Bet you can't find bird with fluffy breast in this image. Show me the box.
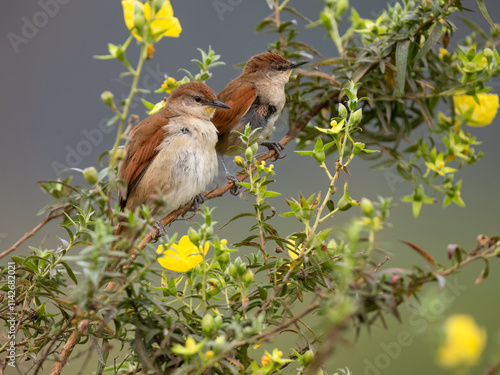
[117,81,231,236]
[211,52,306,191]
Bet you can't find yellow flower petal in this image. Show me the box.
[121,0,181,42]
[121,0,137,31]
[453,93,499,127]
[157,235,208,273]
[437,314,487,368]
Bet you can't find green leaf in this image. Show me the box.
[60,262,78,284]
[476,0,495,29]
[220,212,256,229]
[396,40,410,96]
[415,22,443,61]
[141,98,155,110]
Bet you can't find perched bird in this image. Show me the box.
[117,82,231,234]
[212,52,306,184]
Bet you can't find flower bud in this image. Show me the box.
[338,103,348,119]
[234,156,245,167]
[83,167,98,185]
[218,252,230,266]
[188,227,200,247]
[350,108,362,126]
[335,0,349,18]
[483,48,494,65]
[361,198,374,217]
[245,147,253,161]
[202,314,214,337]
[133,3,146,31]
[113,148,126,163]
[302,350,314,366]
[242,269,254,287]
[228,264,238,279]
[100,91,114,107]
[250,142,259,155]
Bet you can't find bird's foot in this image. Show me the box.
[152,221,167,242]
[226,172,242,196]
[261,141,285,161]
[189,193,206,212]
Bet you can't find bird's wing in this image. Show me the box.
[118,114,171,210]
[212,85,257,135]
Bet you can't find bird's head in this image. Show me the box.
[167,82,231,120]
[242,52,307,84]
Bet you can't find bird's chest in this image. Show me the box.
[149,121,218,201]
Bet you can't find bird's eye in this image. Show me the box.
[194,96,202,103]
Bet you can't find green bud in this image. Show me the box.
[338,103,348,119]
[83,167,98,185]
[228,264,238,279]
[242,270,254,287]
[218,252,230,266]
[100,91,114,106]
[250,142,259,155]
[133,3,146,31]
[320,11,333,31]
[302,350,314,366]
[152,0,163,13]
[207,278,222,289]
[361,198,374,217]
[483,48,494,64]
[352,142,365,155]
[335,0,349,18]
[188,227,200,247]
[245,147,253,161]
[202,314,214,337]
[350,108,362,126]
[113,148,126,163]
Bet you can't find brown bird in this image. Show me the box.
[212,52,306,185]
[117,82,231,234]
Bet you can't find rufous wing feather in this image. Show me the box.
[118,115,170,210]
[212,85,256,135]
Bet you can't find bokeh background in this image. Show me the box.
[1,0,500,374]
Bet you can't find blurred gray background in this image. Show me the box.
[1,0,500,374]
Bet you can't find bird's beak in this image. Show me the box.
[207,100,232,110]
[289,61,307,69]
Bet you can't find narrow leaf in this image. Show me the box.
[396,40,410,96]
[476,0,495,29]
[415,22,443,61]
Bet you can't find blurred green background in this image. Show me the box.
[1,0,499,373]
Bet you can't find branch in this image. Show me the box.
[0,211,65,260]
[50,319,90,375]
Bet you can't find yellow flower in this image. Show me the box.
[205,350,214,359]
[453,93,499,127]
[437,314,486,369]
[122,0,182,42]
[157,235,208,273]
[438,48,449,59]
[161,77,177,93]
[330,120,338,127]
[261,353,271,367]
[234,156,244,167]
[220,239,228,246]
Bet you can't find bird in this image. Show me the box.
[116,81,231,235]
[211,52,306,190]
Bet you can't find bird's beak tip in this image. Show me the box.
[211,100,232,110]
[290,61,308,69]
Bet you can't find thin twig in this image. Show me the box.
[0,211,65,260]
